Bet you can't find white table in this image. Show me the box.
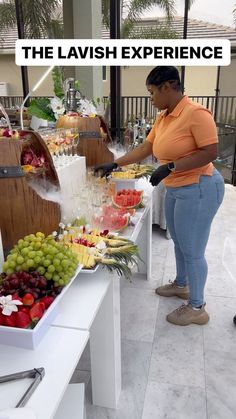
[51,199,152,409]
[0,327,89,419]
[52,268,121,409]
[0,180,152,415]
[121,194,152,280]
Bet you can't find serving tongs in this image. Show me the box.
[0,367,45,407]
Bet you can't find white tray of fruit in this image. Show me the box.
[0,232,82,349]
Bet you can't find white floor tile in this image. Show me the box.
[205,349,236,419]
[149,300,205,389]
[122,274,161,290]
[142,381,207,419]
[203,296,236,353]
[86,339,152,419]
[121,287,159,342]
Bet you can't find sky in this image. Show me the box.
[142,0,236,28]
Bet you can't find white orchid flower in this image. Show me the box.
[49,97,65,115]
[78,99,97,116]
[0,295,23,316]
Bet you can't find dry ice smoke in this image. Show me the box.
[28,178,63,205]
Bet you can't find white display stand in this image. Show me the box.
[52,268,121,409]
[51,200,152,409]
[0,327,89,419]
[54,383,86,419]
[0,162,153,415]
[56,156,86,222]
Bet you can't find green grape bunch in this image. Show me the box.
[2,232,79,288]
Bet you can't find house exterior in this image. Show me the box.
[101,17,236,98]
[0,16,236,98]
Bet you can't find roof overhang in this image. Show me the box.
[0,49,14,55]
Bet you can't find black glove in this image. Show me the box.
[94,162,118,178]
[149,163,172,186]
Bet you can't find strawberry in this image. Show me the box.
[40,296,54,309]
[18,306,30,314]
[4,312,16,327]
[15,311,31,328]
[29,302,45,321]
[22,293,35,306]
[0,311,5,326]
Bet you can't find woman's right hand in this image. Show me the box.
[93,162,118,177]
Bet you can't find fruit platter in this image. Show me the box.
[93,205,135,232]
[91,189,143,232]
[111,164,155,179]
[58,225,140,279]
[112,189,144,209]
[0,231,82,349]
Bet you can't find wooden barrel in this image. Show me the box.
[56,115,114,167]
[0,132,61,254]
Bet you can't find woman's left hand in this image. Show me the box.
[149,164,171,186]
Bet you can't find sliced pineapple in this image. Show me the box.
[111,171,136,179]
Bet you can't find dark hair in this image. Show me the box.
[146,66,181,91]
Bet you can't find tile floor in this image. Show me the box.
[74,184,236,419]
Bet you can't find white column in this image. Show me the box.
[72,0,103,100]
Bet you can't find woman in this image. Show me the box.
[94,66,225,326]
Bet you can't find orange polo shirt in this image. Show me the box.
[146,96,218,187]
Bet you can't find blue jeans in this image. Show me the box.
[165,169,225,307]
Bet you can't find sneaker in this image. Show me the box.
[155,280,189,300]
[166,303,209,326]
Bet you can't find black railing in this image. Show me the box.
[1,95,236,126]
[0,96,53,108]
[215,123,236,186]
[103,95,236,126]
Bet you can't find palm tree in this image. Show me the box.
[0,0,63,39]
[0,0,63,98]
[102,0,177,39]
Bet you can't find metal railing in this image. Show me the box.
[103,95,236,126]
[0,96,52,108]
[215,123,236,185]
[1,95,236,126]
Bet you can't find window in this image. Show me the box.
[102,66,106,81]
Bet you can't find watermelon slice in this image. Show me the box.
[112,189,143,209]
[102,205,135,217]
[93,213,130,232]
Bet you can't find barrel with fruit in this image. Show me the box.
[0,130,60,254]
